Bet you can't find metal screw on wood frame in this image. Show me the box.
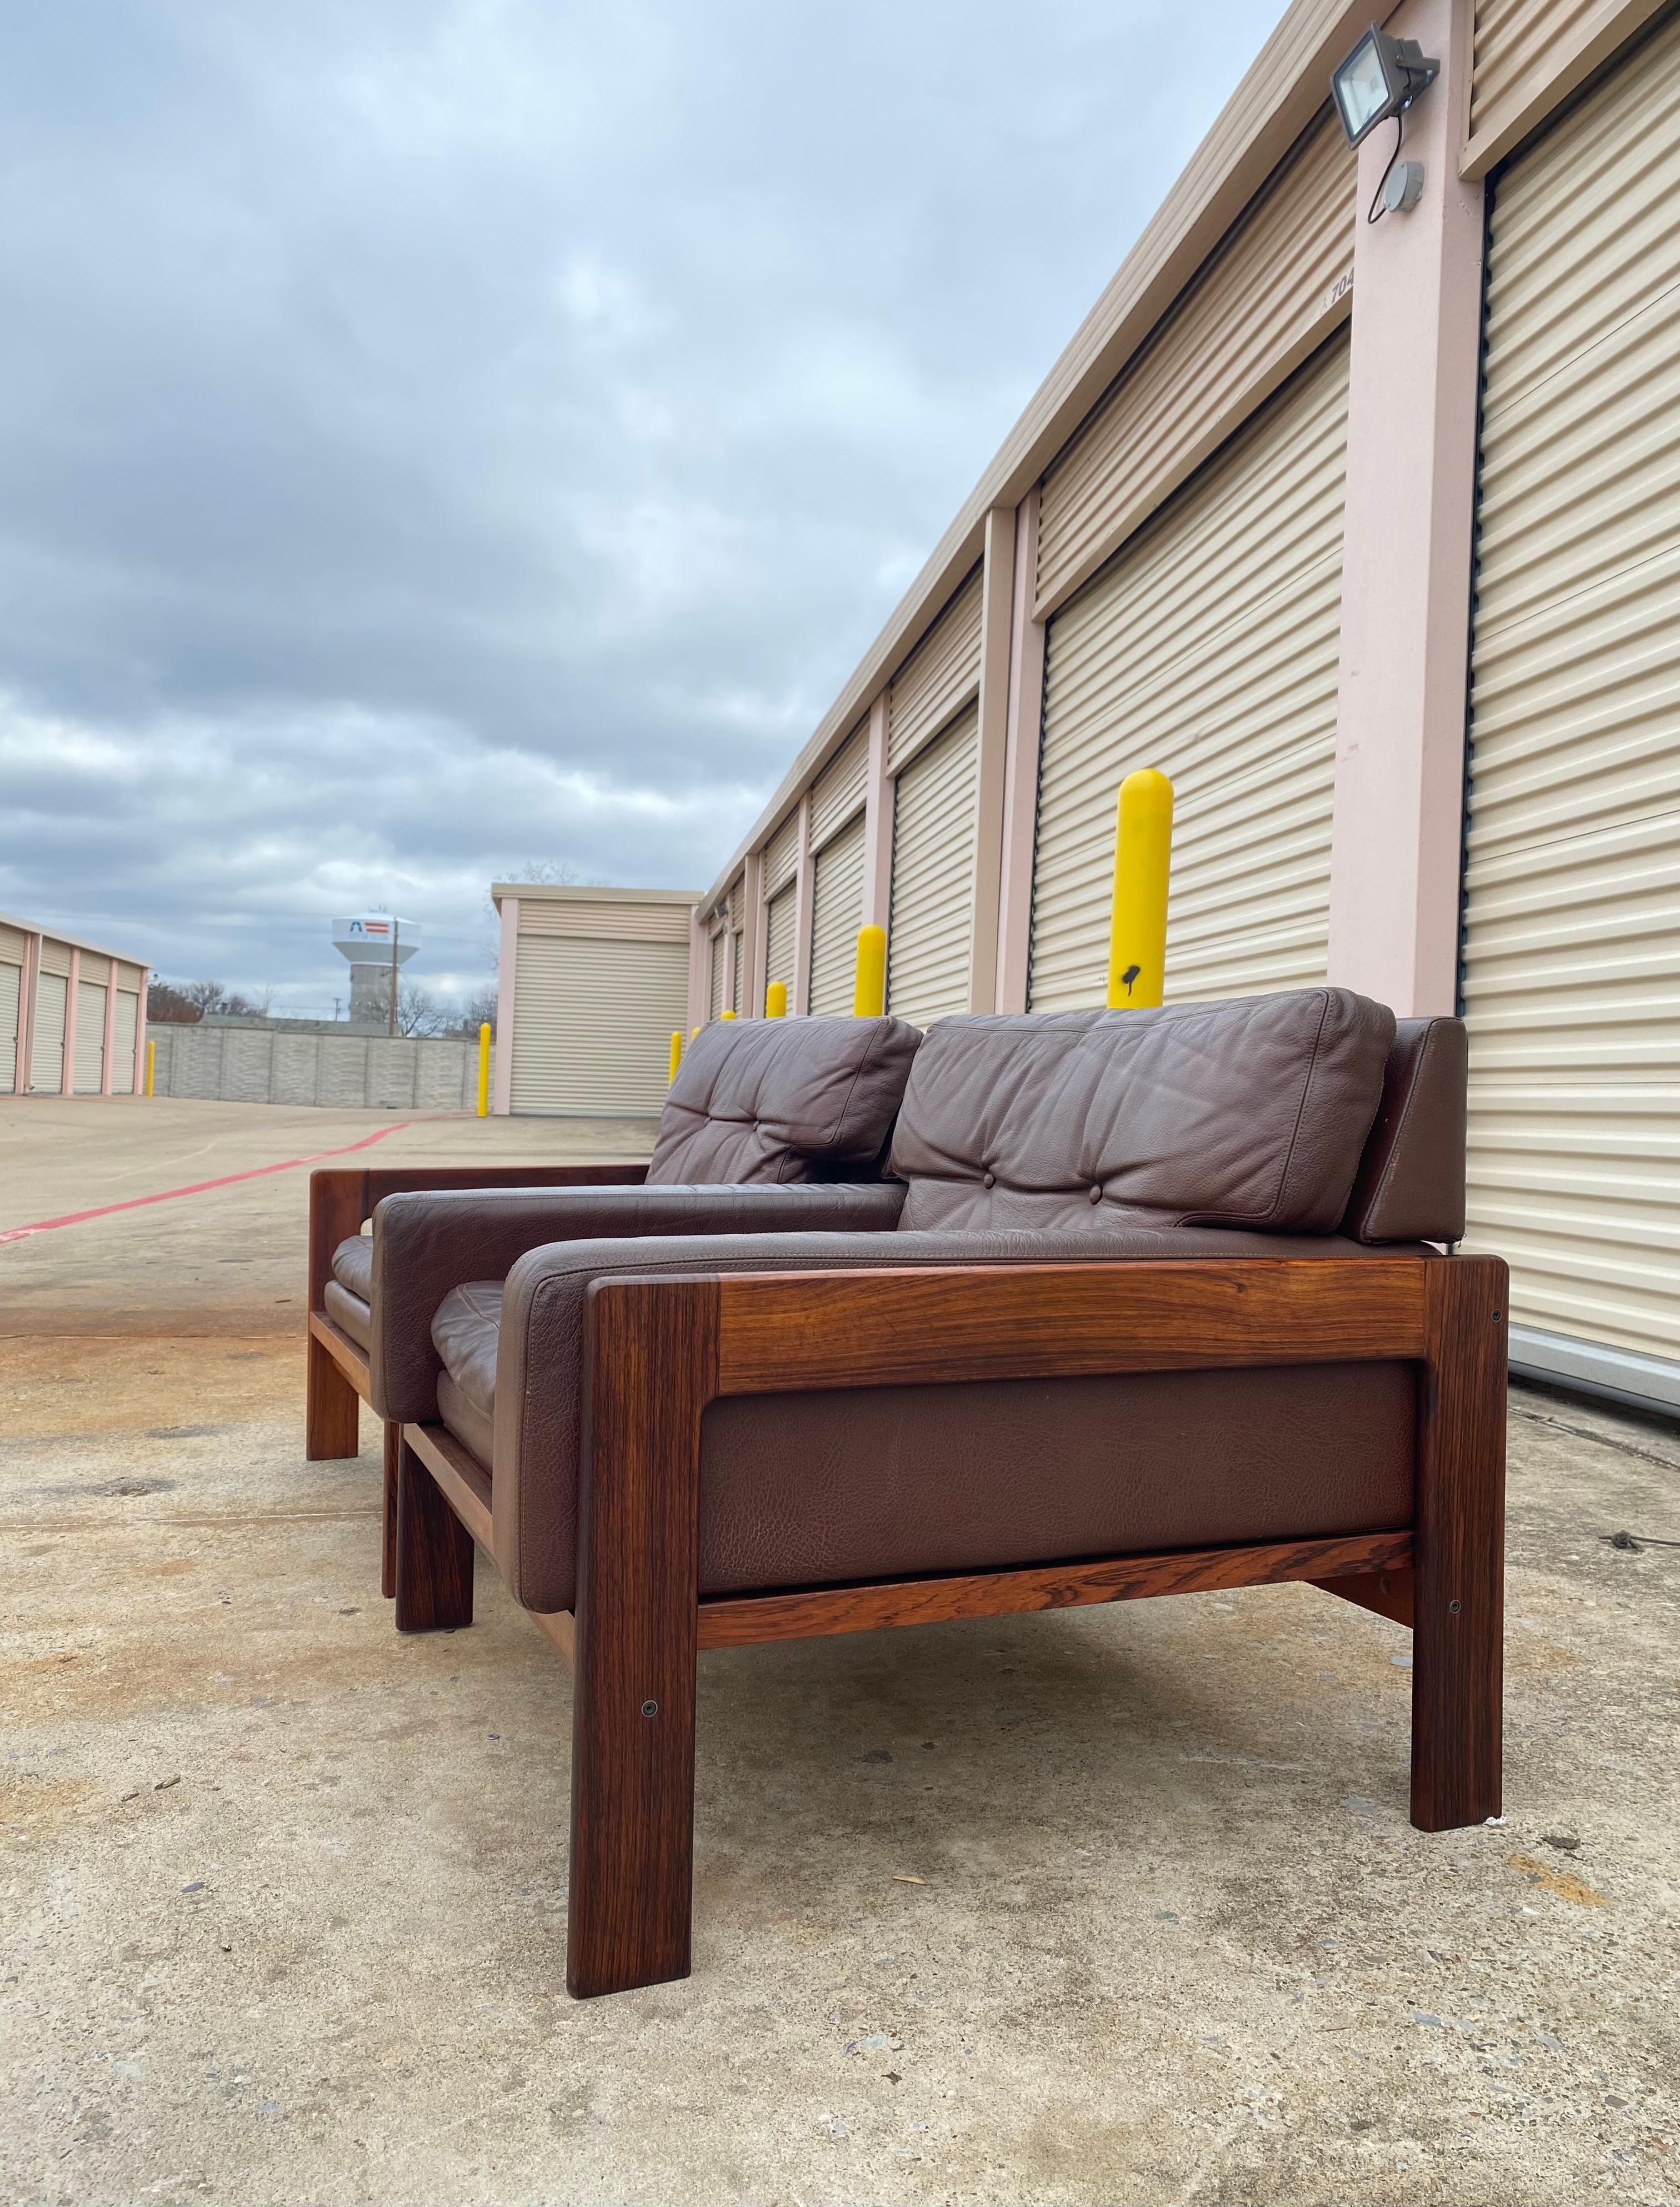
[1449,1600,1462,1613]
[642,1700,659,1717]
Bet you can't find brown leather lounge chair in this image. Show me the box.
[369,988,1501,2000]
[304,1017,924,1592]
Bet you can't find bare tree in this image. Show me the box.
[393,981,451,1037]
[457,983,498,1036]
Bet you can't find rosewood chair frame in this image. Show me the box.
[393,1249,1508,2000]
[306,1160,650,1594]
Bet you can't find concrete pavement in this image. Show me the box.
[2,1097,1677,2204]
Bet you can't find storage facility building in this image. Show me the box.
[493,884,699,1118]
[1,913,149,1099]
[684,0,1680,1419]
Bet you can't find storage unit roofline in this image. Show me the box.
[492,884,702,907]
[696,0,1372,922]
[0,910,152,969]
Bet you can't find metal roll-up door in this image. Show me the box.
[112,992,139,1093]
[0,960,20,1092]
[1029,336,1350,1011]
[888,569,982,773]
[709,930,725,1021]
[810,723,869,852]
[1461,16,1680,1407]
[765,882,797,999]
[74,982,107,1093]
[510,935,691,1115]
[31,972,67,1092]
[764,813,800,898]
[808,813,866,1014]
[732,929,744,1017]
[886,704,980,1031]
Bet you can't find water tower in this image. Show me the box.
[332,913,422,1028]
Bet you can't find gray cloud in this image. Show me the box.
[0,0,1278,1007]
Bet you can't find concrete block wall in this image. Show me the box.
[149,1024,489,1112]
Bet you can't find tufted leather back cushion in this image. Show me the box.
[648,1015,923,1185]
[890,989,1396,1233]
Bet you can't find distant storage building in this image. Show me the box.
[0,914,149,1098]
[684,0,1680,1419]
[493,884,699,1117]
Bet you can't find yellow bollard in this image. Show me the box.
[668,1029,684,1084]
[691,1025,701,1040]
[1106,769,1174,1009]
[853,925,886,1017]
[145,1038,156,1097]
[477,1023,492,1116]
[720,1008,736,1020]
[765,980,787,1019]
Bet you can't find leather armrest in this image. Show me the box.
[494,1221,1424,1610]
[369,1179,907,1422]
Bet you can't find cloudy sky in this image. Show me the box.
[0,0,1278,1012]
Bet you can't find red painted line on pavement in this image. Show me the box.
[0,1120,418,1245]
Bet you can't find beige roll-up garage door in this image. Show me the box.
[510,935,690,1115]
[31,971,66,1093]
[732,929,744,1017]
[887,704,980,1031]
[1029,336,1350,1012]
[112,991,139,1094]
[808,812,866,1015]
[1461,14,1680,1404]
[0,959,20,1093]
[74,980,107,1093]
[709,929,725,1021]
[765,881,797,998]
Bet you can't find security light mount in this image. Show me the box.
[1332,24,1441,148]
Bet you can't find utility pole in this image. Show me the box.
[388,917,399,1036]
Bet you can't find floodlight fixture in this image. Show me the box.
[1332,24,1440,148]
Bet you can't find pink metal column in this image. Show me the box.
[1327,0,1484,1014]
[994,492,1047,1013]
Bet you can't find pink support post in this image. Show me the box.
[1328,0,1484,1016]
[492,897,518,1115]
[994,492,1047,1013]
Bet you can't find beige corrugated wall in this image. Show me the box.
[31,972,66,1092]
[709,930,725,1021]
[112,991,139,1094]
[0,959,19,1093]
[765,882,797,999]
[510,935,690,1114]
[809,723,869,852]
[732,929,744,1017]
[887,705,981,1031]
[1036,114,1354,619]
[74,980,106,1093]
[1029,337,1351,1012]
[887,570,983,773]
[1461,16,1680,1371]
[808,813,866,1015]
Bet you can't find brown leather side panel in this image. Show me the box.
[370,1179,906,1423]
[696,1361,1416,1596]
[494,1220,1426,1613]
[1341,1018,1468,1245]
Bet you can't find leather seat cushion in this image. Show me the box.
[332,1234,373,1300]
[891,988,1395,1234]
[648,1014,921,1184]
[433,1282,502,1467]
[323,1279,371,1352]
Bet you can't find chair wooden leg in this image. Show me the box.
[305,1330,361,1461]
[394,1433,474,1633]
[382,1421,400,1599]
[1411,1257,1507,1831]
[566,1278,716,1999]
